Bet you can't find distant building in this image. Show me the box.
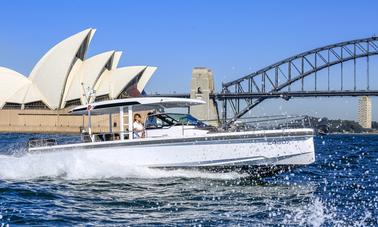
[0,28,157,110]
[358,96,372,129]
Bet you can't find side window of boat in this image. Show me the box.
[156,118,164,128]
[145,116,164,129]
[146,116,157,129]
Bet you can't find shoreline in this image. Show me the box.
[0,131,377,136]
[325,132,378,136]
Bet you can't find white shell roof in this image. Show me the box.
[62,51,116,107]
[95,66,147,99]
[29,28,95,109]
[0,67,30,108]
[137,66,157,92]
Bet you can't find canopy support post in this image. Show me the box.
[88,109,93,142]
[88,110,92,131]
[109,113,113,133]
[128,106,133,140]
[119,107,124,141]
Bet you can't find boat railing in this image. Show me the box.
[28,138,58,148]
[232,115,313,131]
[90,132,127,142]
[81,131,132,143]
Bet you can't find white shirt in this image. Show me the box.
[133,121,144,138]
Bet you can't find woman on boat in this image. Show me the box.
[133,113,145,138]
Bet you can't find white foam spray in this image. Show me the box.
[0,150,246,180]
[283,196,372,226]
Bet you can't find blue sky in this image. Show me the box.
[0,0,377,120]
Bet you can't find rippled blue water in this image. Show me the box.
[0,133,377,226]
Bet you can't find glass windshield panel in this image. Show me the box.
[166,113,206,126]
[145,114,177,128]
[145,113,207,129]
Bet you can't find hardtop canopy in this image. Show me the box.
[69,97,205,115]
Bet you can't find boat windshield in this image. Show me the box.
[145,113,207,129]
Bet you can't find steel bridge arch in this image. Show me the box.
[221,36,378,127]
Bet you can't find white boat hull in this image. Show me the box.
[29,128,315,176]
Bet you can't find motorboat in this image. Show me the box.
[28,97,315,177]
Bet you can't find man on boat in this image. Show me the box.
[133,113,145,138]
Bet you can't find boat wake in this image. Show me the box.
[0,150,247,180]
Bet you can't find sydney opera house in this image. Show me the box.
[0,28,156,110]
[0,28,156,133]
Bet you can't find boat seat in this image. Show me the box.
[81,132,92,143]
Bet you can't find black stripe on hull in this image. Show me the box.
[155,165,299,179]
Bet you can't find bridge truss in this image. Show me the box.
[219,36,378,127]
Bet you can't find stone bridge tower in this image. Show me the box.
[190,67,219,126]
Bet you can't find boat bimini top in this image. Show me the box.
[69,97,205,115]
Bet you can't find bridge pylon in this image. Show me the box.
[190,67,219,126]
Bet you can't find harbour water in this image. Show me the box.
[0,133,377,225]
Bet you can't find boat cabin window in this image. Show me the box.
[145,115,170,129]
[169,114,204,126]
[145,113,207,129]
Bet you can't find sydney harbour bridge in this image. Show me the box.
[150,36,378,127]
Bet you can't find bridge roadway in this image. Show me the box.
[146,90,378,100]
[212,90,378,99]
[144,93,190,98]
